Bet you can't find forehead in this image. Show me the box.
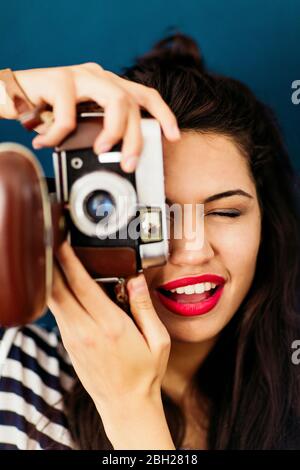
[162,132,255,202]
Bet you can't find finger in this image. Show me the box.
[56,241,121,323]
[111,78,181,142]
[140,88,180,142]
[93,95,128,154]
[32,84,76,148]
[32,121,52,135]
[74,73,130,155]
[120,104,143,173]
[48,262,92,334]
[127,274,171,354]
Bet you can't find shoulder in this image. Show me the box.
[0,324,75,393]
[0,324,76,450]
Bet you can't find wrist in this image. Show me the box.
[0,68,41,129]
[13,70,36,105]
[96,392,175,450]
[0,69,20,119]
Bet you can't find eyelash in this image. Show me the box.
[167,210,242,222]
[207,210,241,218]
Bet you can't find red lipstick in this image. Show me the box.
[155,274,225,317]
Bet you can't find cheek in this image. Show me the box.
[143,266,159,286]
[208,215,261,286]
[143,267,164,300]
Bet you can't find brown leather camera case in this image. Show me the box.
[0,143,53,326]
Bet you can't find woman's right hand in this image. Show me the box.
[13,63,180,172]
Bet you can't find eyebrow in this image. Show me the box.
[203,189,253,203]
[165,189,253,205]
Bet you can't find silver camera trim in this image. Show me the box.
[69,170,137,237]
[136,119,169,269]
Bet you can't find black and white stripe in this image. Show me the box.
[0,325,76,450]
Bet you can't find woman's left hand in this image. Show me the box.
[48,241,174,449]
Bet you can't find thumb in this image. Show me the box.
[127,274,170,352]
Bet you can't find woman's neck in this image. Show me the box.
[162,336,217,403]
[162,337,217,449]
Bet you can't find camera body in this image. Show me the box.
[0,106,169,326]
[53,111,169,281]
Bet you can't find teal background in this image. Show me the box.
[0,0,299,172]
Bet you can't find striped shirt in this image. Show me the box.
[0,325,76,450]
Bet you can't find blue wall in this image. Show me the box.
[0,0,299,172]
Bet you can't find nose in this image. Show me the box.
[168,219,215,267]
[169,235,215,267]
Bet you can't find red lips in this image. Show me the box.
[155,274,226,317]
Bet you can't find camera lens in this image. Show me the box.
[70,171,137,237]
[84,190,115,223]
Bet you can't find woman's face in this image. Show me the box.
[144,132,262,343]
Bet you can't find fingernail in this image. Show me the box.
[95,142,112,154]
[167,124,181,140]
[122,155,139,173]
[130,275,147,294]
[32,141,42,149]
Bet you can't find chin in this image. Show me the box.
[166,318,223,343]
[151,296,230,344]
[167,327,218,344]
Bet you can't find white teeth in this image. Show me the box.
[184,285,194,294]
[170,286,185,294]
[195,284,205,294]
[169,282,217,295]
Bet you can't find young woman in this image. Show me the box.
[0,34,299,450]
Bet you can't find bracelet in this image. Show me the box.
[0,68,35,115]
[0,68,51,130]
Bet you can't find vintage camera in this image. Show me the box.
[53,109,169,281]
[0,105,169,326]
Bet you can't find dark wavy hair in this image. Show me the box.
[64,33,300,449]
